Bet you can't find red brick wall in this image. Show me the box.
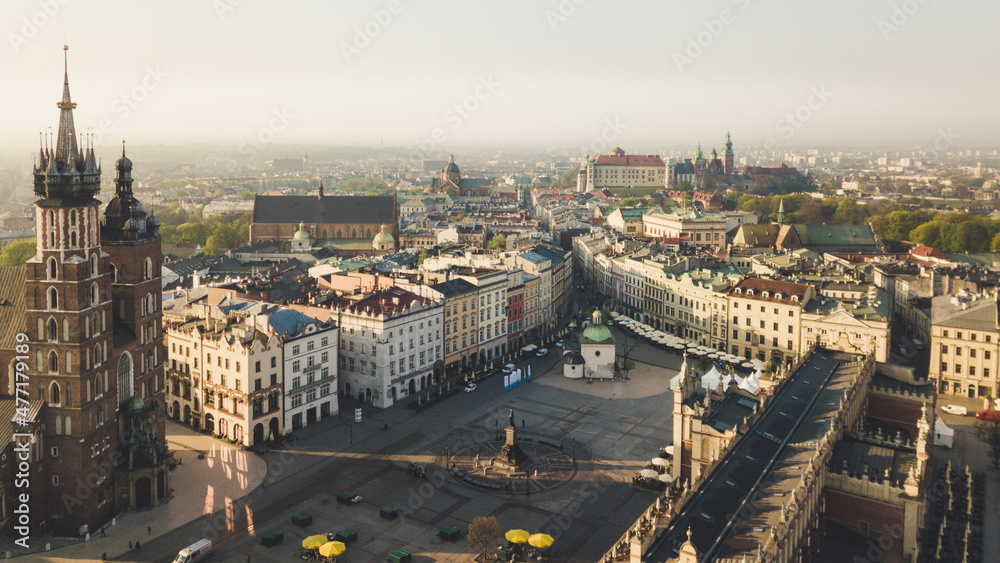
[824,489,905,563]
[867,394,923,438]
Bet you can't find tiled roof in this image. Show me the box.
[0,266,26,350]
[593,153,665,167]
[729,277,810,304]
[253,194,395,225]
[736,224,780,247]
[431,278,478,298]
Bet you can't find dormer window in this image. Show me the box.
[747,289,755,296]
[762,291,770,299]
[775,292,783,300]
[791,295,799,303]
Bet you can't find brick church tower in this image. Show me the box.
[22,46,168,537]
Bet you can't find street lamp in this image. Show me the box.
[571,437,576,462]
[495,420,499,441]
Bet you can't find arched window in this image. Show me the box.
[48,287,58,310]
[48,210,54,228]
[63,319,69,341]
[70,210,77,226]
[49,381,60,404]
[65,415,71,434]
[54,415,62,435]
[47,318,57,342]
[95,374,103,396]
[94,344,102,367]
[49,231,55,248]
[366,228,372,238]
[117,353,134,406]
[145,294,154,316]
[48,351,58,373]
[93,314,99,336]
[65,385,71,408]
[70,231,77,248]
[47,257,57,280]
[91,254,98,277]
[110,264,118,283]
[144,257,153,280]
[352,228,357,238]
[92,283,99,306]
[337,229,342,238]
[86,380,92,402]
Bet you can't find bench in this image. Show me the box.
[261,530,283,547]
[291,512,312,528]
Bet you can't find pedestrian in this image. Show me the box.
[102,553,107,561]
[128,541,132,550]
[247,556,251,563]
[136,540,141,551]
[147,525,151,535]
[100,527,106,538]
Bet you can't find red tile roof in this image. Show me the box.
[729,277,810,305]
[910,245,949,260]
[593,150,665,167]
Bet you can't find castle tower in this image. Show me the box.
[24,46,118,535]
[723,130,734,175]
[100,142,169,514]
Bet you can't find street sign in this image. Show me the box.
[354,408,362,423]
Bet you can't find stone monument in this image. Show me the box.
[494,409,525,469]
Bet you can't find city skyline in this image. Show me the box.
[2,0,998,156]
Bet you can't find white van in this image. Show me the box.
[174,539,213,563]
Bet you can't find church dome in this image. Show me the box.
[291,221,310,242]
[581,309,613,343]
[373,224,394,245]
[444,154,460,175]
[563,350,585,365]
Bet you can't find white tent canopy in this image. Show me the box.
[934,418,954,449]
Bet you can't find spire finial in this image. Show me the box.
[686,526,692,542]
[122,139,126,157]
[63,44,69,85]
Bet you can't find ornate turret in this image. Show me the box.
[101,142,160,243]
[777,197,786,225]
[723,130,734,174]
[33,45,102,203]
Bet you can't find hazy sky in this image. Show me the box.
[3,0,998,156]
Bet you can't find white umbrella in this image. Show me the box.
[742,362,754,368]
[673,344,686,350]
[651,457,669,466]
[708,353,719,359]
[735,356,746,362]
[658,473,674,483]
[664,445,674,456]
[640,469,658,479]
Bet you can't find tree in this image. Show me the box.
[467,516,501,562]
[0,239,36,266]
[618,334,640,380]
[487,235,507,251]
[418,248,429,265]
[975,411,1000,469]
[239,191,255,201]
[558,168,578,187]
[620,198,641,207]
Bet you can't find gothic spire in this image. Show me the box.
[55,45,79,166]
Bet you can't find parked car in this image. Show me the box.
[464,383,477,393]
[536,348,549,357]
[502,363,516,374]
[942,404,968,416]
[556,340,564,347]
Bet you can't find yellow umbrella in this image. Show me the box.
[505,529,530,544]
[319,541,346,557]
[528,533,554,549]
[302,534,327,549]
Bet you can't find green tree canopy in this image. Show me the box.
[0,239,36,266]
[487,234,507,251]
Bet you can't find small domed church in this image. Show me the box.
[0,47,168,541]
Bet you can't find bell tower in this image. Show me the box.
[24,45,118,535]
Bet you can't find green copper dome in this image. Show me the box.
[129,394,146,413]
[581,310,613,343]
[373,224,394,244]
[292,221,310,242]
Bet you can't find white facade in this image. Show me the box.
[336,290,444,409]
[283,322,340,431]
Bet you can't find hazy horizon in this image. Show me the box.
[3,0,998,158]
